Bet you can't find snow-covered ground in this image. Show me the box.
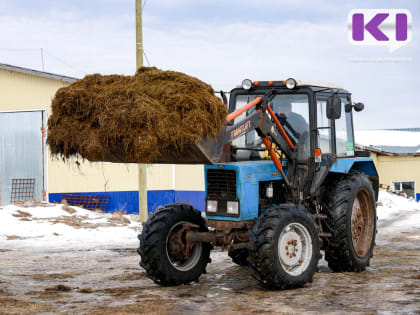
[0,200,141,250]
[0,190,418,250]
[376,190,420,236]
[0,191,419,314]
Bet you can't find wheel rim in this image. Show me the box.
[351,189,375,258]
[277,222,313,276]
[166,221,203,272]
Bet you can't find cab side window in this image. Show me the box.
[316,98,332,154]
[335,96,355,157]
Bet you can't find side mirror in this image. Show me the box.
[354,102,364,112]
[326,95,341,119]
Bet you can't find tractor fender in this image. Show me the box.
[329,157,379,200]
[329,158,378,177]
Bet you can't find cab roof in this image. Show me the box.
[236,79,349,94]
[295,80,343,90]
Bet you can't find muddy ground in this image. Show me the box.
[0,229,419,314]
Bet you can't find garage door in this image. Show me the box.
[0,111,46,206]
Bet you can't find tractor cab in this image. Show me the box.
[228,78,358,164]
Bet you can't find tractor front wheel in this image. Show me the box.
[248,204,320,289]
[137,204,211,285]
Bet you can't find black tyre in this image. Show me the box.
[137,203,211,285]
[228,248,249,266]
[323,172,377,272]
[248,204,320,290]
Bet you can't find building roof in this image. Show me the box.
[385,128,420,132]
[0,63,78,83]
[355,128,420,156]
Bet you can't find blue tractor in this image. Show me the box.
[138,78,378,289]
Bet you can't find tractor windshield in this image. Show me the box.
[232,94,310,161]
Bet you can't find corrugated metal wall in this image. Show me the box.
[0,111,45,205]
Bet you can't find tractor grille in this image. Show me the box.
[206,169,236,199]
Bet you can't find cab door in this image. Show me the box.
[310,95,335,194]
[334,94,355,158]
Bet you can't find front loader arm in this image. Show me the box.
[225,110,294,161]
[224,93,297,187]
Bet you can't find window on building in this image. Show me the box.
[392,181,415,198]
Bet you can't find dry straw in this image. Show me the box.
[47,67,227,163]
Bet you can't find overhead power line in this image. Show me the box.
[143,49,151,66]
[43,50,86,76]
[0,47,84,76]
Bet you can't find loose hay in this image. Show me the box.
[30,272,79,281]
[14,199,50,208]
[108,216,131,225]
[61,204,76,215]
[6,235,25,240]
[47,67,228,163]
[12,210,32,218]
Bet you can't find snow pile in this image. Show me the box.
[355,130,420,147]
[377,190,420,235]
[0,201,141,250]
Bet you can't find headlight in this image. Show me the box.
[241,79,253,90]
[206,200,218,213]
[227,201,239,215]
[285,78,297,89]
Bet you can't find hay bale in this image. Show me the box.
[47,67,228,163]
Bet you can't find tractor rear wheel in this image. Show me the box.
[323,172,377,272]
[248,204,320,289]
[137,204,211,285]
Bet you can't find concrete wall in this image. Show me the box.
[48,159,139,213]
[146,164,205,213]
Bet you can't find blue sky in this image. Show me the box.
[0,0,419,129]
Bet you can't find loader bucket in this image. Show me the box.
[99,129,226,164]
[150,129,227,164]
[102,127,227,165]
